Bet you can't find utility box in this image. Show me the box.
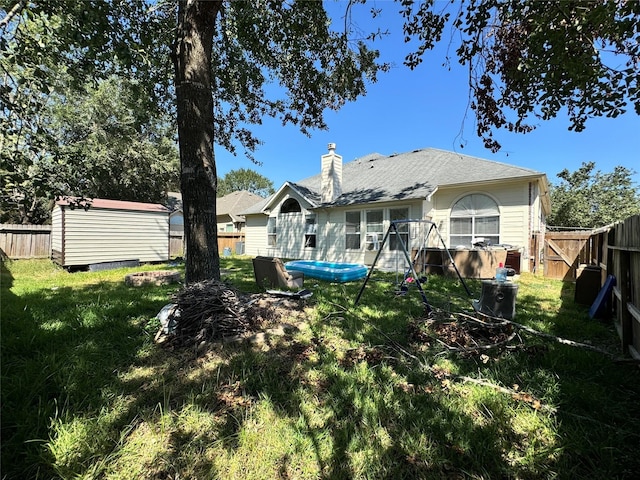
[473,280,519,320]
[51,198,169,268]
[575,265,602,306]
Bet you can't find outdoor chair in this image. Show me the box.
[252,256,304,290]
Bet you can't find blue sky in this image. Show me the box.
[215,1,640,190]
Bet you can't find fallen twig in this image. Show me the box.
[371,323,556,412]
[457,375,556,413]
[472,310,617,358]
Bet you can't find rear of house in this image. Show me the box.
[51,198,169,268]
[242,145,550,274]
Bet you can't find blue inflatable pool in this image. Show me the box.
[285,260,368,283]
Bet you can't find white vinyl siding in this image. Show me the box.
[51,206,63,254]
[243,214,269,256]
[52,205,168,267]
[243,179,536,273]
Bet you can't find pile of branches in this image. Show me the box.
[408,305,622,361]
[157,280,278,348]
[409,307,517,354]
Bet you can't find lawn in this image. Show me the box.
[2,258,639,479]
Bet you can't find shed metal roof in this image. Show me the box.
[56,197,169,213]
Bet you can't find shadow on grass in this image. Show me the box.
[4,259,640,479]
[1,271,182,479]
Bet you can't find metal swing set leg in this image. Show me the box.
[354,220,472,313]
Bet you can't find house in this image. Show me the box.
[166,192,184,236]
[51,197,169,268]
[166,190,263,234]
[242,145,551,273]
[216,190,264,232]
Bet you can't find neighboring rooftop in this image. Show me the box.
[216,190,264,222]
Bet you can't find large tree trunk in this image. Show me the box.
[172,0,221,283]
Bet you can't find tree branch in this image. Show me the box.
[0,0,25,30]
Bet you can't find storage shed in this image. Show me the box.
[51,198,170,268]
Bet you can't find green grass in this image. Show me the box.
[2,258,639,479]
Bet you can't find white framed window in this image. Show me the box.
[450,194,500,247]
[389,207,409,251]
[305,214,317,248]
[267,217,277,246]
[345,211,361,250]
[365,209,383,251]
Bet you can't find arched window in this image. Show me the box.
[450,194,500,247]
[281,198,301,213]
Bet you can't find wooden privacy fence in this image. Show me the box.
[543,230,603,281]
[0,224,51,259]
[1,224,245,261]
[169,225,184,258]
[596,215,640,359]
[165,229,246,259]
[543,216,639,357]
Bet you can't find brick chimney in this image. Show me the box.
[321,143,342,204]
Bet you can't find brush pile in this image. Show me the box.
[409,307,517,353]
[155,280,291,348]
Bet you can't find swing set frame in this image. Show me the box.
[354,219,472,313]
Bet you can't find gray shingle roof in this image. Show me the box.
[243,147,546,214]
[217,190,264,221]
[298,147,544,207]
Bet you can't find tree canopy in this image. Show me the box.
[1,1,175,223]
[0,74,179,224]
[547,162,640,229]
[217,168,275,198]
[401,0,640,151]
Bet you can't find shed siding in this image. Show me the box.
[51,205,63,260]
[55,206,168,266]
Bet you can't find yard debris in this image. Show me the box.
[409,307,517,354]
[155,303,179,338]
[154,280,310,348]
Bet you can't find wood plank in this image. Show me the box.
[606,245,640,253]
[613,286,621,300]
[546,238,575,267]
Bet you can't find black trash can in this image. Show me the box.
[473,280,519,320]
[575,265,601,306]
